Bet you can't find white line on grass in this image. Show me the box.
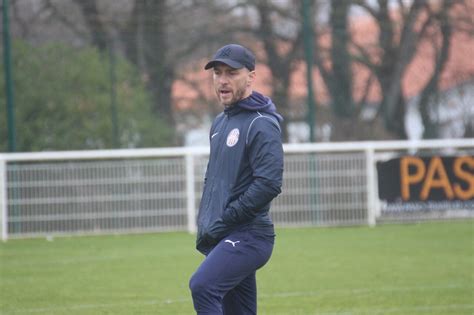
[3,298,191,314]
[4,284,470,314]
[259,283,467,299]
[2,255,124,268]
[309,304,474,315]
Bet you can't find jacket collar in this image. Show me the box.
[223,103,245,116]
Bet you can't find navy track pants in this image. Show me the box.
[189,228,274,315]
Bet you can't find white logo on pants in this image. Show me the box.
[224,239,240,247]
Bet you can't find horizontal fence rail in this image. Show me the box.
[1,139,473,240]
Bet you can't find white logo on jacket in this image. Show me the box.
[226,128,240,147]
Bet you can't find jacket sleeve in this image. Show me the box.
[222,117,283,225]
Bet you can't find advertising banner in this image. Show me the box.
[377,155,474,212]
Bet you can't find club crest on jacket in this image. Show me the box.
[226,128,240,147]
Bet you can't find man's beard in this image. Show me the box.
[217,85,246,106]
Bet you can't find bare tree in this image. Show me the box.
[72,0,108,51]
[344,0,429,139]
[312,0,467,140]
[416,0,473,139]
[314,0,370,141]
[252,0,305,141]
[75,1,253,136]
[8,0,469,144]
[326,0,353,118]
[72,1,174,124]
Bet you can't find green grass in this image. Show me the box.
[1,220,473,314]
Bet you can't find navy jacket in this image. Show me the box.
[196,91,284,255]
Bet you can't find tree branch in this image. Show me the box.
[353,0,379,20]
[43,0,86,39]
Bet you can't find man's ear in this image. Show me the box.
[247,71,256,86]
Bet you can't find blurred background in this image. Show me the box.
[1,4,472,312]
[1,0,473,152]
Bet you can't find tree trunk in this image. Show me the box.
[419,0,453,139]
[271,73,291,142]
[328,0,353,117]
[120,0,175,124]
[73,0,108,51]
[75,0,175,128]
[255,0,299,142]
[373,0,424,139]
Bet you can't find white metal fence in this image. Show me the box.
[1,139,473,240]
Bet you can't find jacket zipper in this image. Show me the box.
[202,114,229,223]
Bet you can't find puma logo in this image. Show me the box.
[224,239,240,247]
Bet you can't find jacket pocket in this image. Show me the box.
[206,218,232,243]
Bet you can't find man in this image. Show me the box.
[189,43,284,314]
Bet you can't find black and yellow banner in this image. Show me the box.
[377,155,474,212]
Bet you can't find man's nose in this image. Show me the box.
[218,74,229,84]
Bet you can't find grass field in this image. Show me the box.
[1,220,473,315]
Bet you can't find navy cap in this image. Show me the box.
[204,44,255,71]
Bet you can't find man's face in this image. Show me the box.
[213,63,255,106]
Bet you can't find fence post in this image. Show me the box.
[365,146,377,227]
[0,157,8,241]
[185,153,197,234]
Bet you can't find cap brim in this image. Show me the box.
[204,59,244,70]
